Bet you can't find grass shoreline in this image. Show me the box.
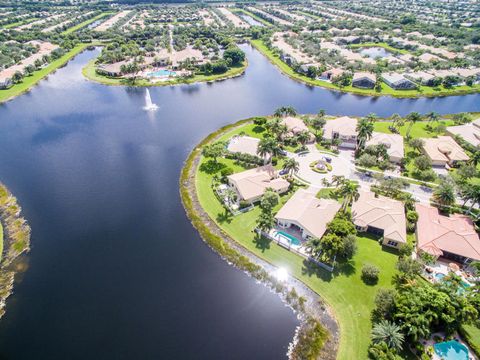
[249,39,480,99]
[61,12,113,35]
[0,42,100,104]
[81,57,248,87]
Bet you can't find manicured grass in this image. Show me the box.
[373,119,454,138]
[461,324,480,357]
[82,57,247,87]
[348,42,410,55]
[1,18,36,29]
[0,43,99,103]
[250,39,480,98]
[61,12,113,35]
[195,124,400,360]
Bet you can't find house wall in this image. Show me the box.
[352,78,374,89]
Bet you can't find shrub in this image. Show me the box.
[362,264,380,284]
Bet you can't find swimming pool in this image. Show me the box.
[275,230,301,246]
[434,340,469,360]
[147,69,176,77]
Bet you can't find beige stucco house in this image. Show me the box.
[421,136,469,166]
[323,116,358,149]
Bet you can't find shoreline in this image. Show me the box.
[0,42,102,104]
[81,55,248,88]
[249,39,480,99]
[179,119,339,360]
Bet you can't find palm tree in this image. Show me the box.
[391,113,404,131]
[356,117,374,151]
[371,320,405,351]
[426,111,440,124]
[283,158,299,177]
[432,179,456,209]
[468,151,480,167]
[405,112,422,138]
[257,137,274,164]
[273,106,297,117]
[296,130,311,147]
[409,138,425,153]
[339,180,360,211]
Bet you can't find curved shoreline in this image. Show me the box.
[249,40,480,99]
[81,56,248,88]
[179,119,339,360]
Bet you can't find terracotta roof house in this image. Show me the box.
[227,135,260,157]
[352,190,407,248]
[415,203,480,264]
[275,189,341,240]
[319,68,344,81]
[352,72,376,89]
[366,132,404,163]
[421,136,469,166]
[280,117,313,141]
[227,165,289,204]
[323,116,358,149]
[382,73,416,90]
[446,123,480,147]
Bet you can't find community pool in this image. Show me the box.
[433,340,469,360]
[147,69,176,77]
[275,230,301,246]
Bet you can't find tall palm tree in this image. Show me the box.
[356,117,375,151]
[371,320,405,351]
[339,180,360,211]
[257,137,275,164]
[468,151,480,167]
[273,106,297,117]
[296,130,311,147]
[426,111,440,124]
[405,112,422,138]
[432,179,456,208]
[283,158,300,177]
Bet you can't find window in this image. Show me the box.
[387,240,398,247]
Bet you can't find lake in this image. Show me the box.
[359,46,393,59]
[0,44,478,359]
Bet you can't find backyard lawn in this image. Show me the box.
[195,135,400,359]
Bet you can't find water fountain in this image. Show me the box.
[143,89,158,111]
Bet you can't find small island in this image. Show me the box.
[181,107,480,359]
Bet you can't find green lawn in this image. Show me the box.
[373,119,454,138]
[61,12,113,35]
[250,39,480,98]
[0,43,99,103]
[195,124,400,360]
[461,324,480,357]
[348,42,410,55]
[1,18,36,29]
[82,57,247,87]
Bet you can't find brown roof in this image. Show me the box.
[416,203,480,260]
[352,190,407,243]
[421,136,469,163]
[323,116,358,140]
[366,132,404,160]
[228,165,289,202]
[275,189,341,239]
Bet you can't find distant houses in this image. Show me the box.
[421,136,469,167]
[416,203,480,264]
[227,165,290,204]
[323,116,358,149]
[352,190,407,249]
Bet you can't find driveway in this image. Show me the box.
[292,150,352,185]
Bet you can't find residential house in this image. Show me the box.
[366,132,404,163]
[421,136,470,166]
[227,165,290,204]
[227,135,260,157]
[275,189,341,240]
[352,190,407,248]
[405,71,436,86]
[415,203,480,264]
[352,72,376,89]
[382,73,416,90]
[323,116,358,149]
[446,123,480,148]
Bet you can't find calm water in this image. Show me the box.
[0,44,478,359]
[359,47,392,59]
[239,14,265,27]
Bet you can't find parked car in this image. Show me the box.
[279,169,289,176]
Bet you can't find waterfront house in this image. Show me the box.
[366,132,404,163]
[405,71,436,86]
[227,165,289,204]
[421,136,469,167]
[352,72,376,89]
[382,73,416,90]
[323,116,358,149]
[275,189,341,240]
[415,203,480,264]
[280,116,314,141]
[319,68,344,82]
[446,123,480,147]
[352,190,407,248]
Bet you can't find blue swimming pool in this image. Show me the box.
[147,69,176,77]
[434,340,469,360]
[276,230,301,246]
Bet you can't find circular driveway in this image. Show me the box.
[293,150,353,185]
